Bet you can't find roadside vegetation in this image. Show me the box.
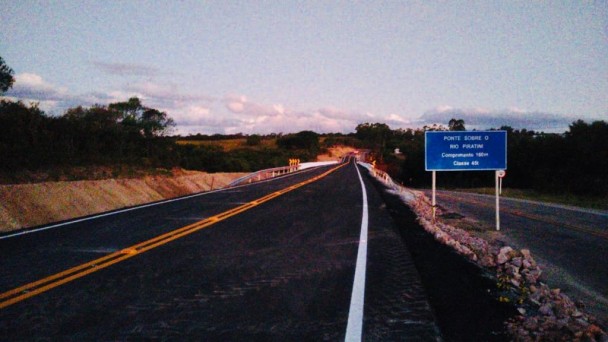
[354,121,608,208]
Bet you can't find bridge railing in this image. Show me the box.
[358,162,423,204]
[228,165,301,187]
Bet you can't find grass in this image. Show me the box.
[176,138,277,151]
[0,165,180,185]
[449,187,608,210]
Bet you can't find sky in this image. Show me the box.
[1,1,607,135]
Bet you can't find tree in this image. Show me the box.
[141,108,174,138]
[355,122,391,150]
[108,97,174,137]
[448,118,466,131]
[109,97,144,127]
[277,131,319,151]
[246,134,262,146]
[0,56,15,94]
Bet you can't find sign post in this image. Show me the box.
[497,170,506,195]
[425,131,507,230]
[432,170,436,223]
[495,171,500,230]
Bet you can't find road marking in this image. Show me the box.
[0,188,227,240]
[345,162,369,341]
[0,163,347,310]
[0,165,326,241]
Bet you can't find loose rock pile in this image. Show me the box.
[386,187,607,341]
[497,246,605,341]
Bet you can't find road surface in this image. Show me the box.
[425,189,608,327]
[0,161,440,340]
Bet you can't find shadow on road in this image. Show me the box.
[370,178,517,341]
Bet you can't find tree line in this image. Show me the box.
[0,56,326,177]
[0,99,325,175]
[354,120,608,197]
[0,98,177,171]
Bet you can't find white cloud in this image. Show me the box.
[171,105,211,124]
[181,96,419,134]
[3,71,418,134]
[317,107,351,120]
[223,94,247,113]
[2,73,78,113]
[9,73,68,101]
[273,104,285,115]
[9,73,535,135]
[433,104,454,113]
[419,106,576,132]
[386,113,409,124]
[227,101,244,113]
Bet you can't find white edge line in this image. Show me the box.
[0,166,328,241]
[345,162,369,341]
[0,187,225,240]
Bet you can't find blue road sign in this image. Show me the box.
[425,131,507,171]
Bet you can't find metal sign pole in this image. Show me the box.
[432,170,437,222]
[499,177,503,195]
[495,170,500,231]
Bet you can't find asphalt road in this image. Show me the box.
[0,161,440,341]
[425,189,608,327]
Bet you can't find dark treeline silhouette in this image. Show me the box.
[0,99,323,176]
[176,143,304,173]
[501,121,608,196]
[178,132,280,141]
[356,120,608,197]
[276,131,321,161]
[0,98,177,171]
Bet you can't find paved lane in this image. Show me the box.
[0,165,340,293]
[425,189,608,326]
[1,161,439,340]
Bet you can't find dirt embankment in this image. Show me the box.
[1,146,355,233]
[0,170,246,232]
[316,146,357,161]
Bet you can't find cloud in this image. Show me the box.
[223,94,285,118]
[216,99,367,134]
[224,110,350,135]
[92,61,159,77]
[385,113,411,126]
[2,73,211,119]
[3,72,423,134]
[122,82,214,110]
[2,73,88,113]
[223,94,247,113]
[316,107,377,123]
[419,106,577,132]
[7,73,68,101]
[317,107,352,120]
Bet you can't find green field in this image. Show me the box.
[176,138,277,151]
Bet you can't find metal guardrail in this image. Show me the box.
[229,156,352,187]
[228,165,301,187]
[229,154,369,188]
[359,162,421,201]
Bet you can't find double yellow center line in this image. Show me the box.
[0,163,347,309]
